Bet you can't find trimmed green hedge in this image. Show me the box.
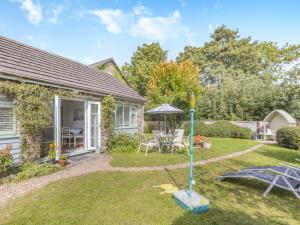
[182,120,252,139]
[277,127,300,150]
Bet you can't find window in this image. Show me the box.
[130,107,137,126]
[0,95,16,135]
[116,105,123,127]
[115,104,138,128]
[124,106,130,126]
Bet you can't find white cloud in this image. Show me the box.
[13,0,43,25]
[90,9,126,33]
[133,5,152,16]
[89,5,195,43]
[84,57,96,64]
[49,4,65,24]
[130,10,189,42]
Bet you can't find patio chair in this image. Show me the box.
[217,170,300,200]
[138,134,161,156]
[171,135,190,154]
[173,129,184,143]
[61,127,73,148]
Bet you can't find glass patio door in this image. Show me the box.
[86,101,101,150]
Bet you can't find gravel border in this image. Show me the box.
[0,144,263,208]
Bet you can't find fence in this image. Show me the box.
[144,120,264,133]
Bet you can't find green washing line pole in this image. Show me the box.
[189,93,196,197]
[189,108,195,197]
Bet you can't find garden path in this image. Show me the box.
[0,144,263,208]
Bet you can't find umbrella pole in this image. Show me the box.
[164,114,167,133]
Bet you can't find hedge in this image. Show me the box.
[277,127,300,150]
[182,120,252,139]
[109,133,139,153]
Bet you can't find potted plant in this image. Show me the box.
[193,135,206,148]
[193,135,211,149]
[202,141,211,149]
[48,143,56,164]
[58,155,68,167]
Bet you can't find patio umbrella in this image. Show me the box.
[146,104,183,133]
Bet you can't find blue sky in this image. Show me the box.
[0,0,300,66]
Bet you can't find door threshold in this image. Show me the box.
[66,150,94,157]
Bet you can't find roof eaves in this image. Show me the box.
[0,71,145,102]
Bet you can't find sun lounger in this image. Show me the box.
[218,170,300,200]
[240,166,300,181]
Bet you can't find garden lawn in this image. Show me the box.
[1,144,300,225]
[111,137,258,167]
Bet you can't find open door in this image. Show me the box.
[54,95,61,159]
[86,101,101,152]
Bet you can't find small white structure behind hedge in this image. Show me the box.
[263,110,297,140]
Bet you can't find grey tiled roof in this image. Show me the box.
[0,36,144,102]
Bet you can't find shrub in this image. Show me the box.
[277,127,300,150]
[182,120,207,136]
[182,120,252,139]
[109,133,139,153]
[48,143,56,160]
[0,144,13,174]
[205,121,252,139]
[15,162,57,181]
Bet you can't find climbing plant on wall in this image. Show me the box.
[0,81,65,160]
[102,95,115,151]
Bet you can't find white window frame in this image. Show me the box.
[0,97,16,136]
[115,104,138,129]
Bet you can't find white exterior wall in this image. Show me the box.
[270,114,290,134]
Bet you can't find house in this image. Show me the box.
[89,58,129,85]
[263,109,297,140]
[0,36,144,161]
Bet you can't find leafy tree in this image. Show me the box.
[177,25,300,86]
[177,25,300,120]
[122,43,167,96]
[277,66,300,120]
[197,74,278,120]
[147,61,201,112]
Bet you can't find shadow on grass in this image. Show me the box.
[165,168,181,188]
[258,147,300,164]
[171,207,288,225]
[191,159,299,216]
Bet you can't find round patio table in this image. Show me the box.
[157,134,175,153]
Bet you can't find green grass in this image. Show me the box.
[1,144,300,225]
[110,137,258,167]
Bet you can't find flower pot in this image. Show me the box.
[49,159,56,164]
[58,160,67,167]
[202,142,211,149]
